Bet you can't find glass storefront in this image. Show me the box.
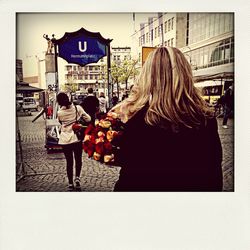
[189,37,234,70]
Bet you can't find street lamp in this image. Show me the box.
[35,55,45,89]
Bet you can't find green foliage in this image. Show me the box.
[61,76,78,92]
[110,59,139,89]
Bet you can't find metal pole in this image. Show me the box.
[54,43,59,93]
[107,44,112,108]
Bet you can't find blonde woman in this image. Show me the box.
[113,47,223,191]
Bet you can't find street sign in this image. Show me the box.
[55,27,112,66]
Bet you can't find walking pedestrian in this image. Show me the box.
[111,93,119,107]
[57,92,91,191]
[113,47,223,191]
[98,92,107,117]
[222,85,234,129]
[80,87,99,124]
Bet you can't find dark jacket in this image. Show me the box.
[114,107,223,192]
[80,94,99,123]
[224,87,234,109]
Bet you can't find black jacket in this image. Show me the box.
[115,107,223,191]
[80,95,99,123]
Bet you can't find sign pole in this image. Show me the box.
[107,44,112,108]
[51,36,59,93]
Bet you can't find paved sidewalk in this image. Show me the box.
[16,111,234,192]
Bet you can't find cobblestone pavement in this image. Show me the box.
[16,111,234,192]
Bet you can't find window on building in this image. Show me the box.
[219,14,225,34]
[142,34,145,45]
[90,75,93,80]
[114,55,117,60]
[190,38,234,69]
[146,32,149,43]
[203,47,209,67]
[73,66,77,71]
[84,75,88,80]
[158,25,161,36]
[78,75,83,80]
[66,65,72,71]
[168,20,171,31]
[171,17,174,30]
[151,30,154,41]
[230,37,234,62]
[164,21,167,33]
[155,27,158,38]
[73,75,77,80]
[89,66,93,71]
[171,38,174,47]
[214,14,220,36]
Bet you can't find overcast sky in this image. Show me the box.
[17,13,156,78]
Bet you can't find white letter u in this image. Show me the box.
[78,41,87,52]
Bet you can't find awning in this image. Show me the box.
[193,72,234,83]
[16,82,44,93]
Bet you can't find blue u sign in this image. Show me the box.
[55,28,112,66]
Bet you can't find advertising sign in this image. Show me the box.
[142,47,156,65]
[55,27,112,66]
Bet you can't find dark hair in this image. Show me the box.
[88,87,93,94]
[57,92,71,108]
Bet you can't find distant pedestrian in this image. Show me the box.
[46,105,53,119]
[112,47,223,191]
[111,93,119,107]
[98,92,107,116]
[121,91,129,101]
[57,92,91,191]
[222,85,234,129]
[80,87,99,124]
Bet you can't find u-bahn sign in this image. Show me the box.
[54,27,112,66]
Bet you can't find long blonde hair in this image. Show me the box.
[114,47,213,129]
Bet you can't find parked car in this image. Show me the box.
[22,97,39,112]
[16,96,24,106]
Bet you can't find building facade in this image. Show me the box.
[112,46,131,62]
[132,12,234,103]
[181,13,234,103]
[131,13,187,64]
[64,47,132,94]
[182,13,234,76]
